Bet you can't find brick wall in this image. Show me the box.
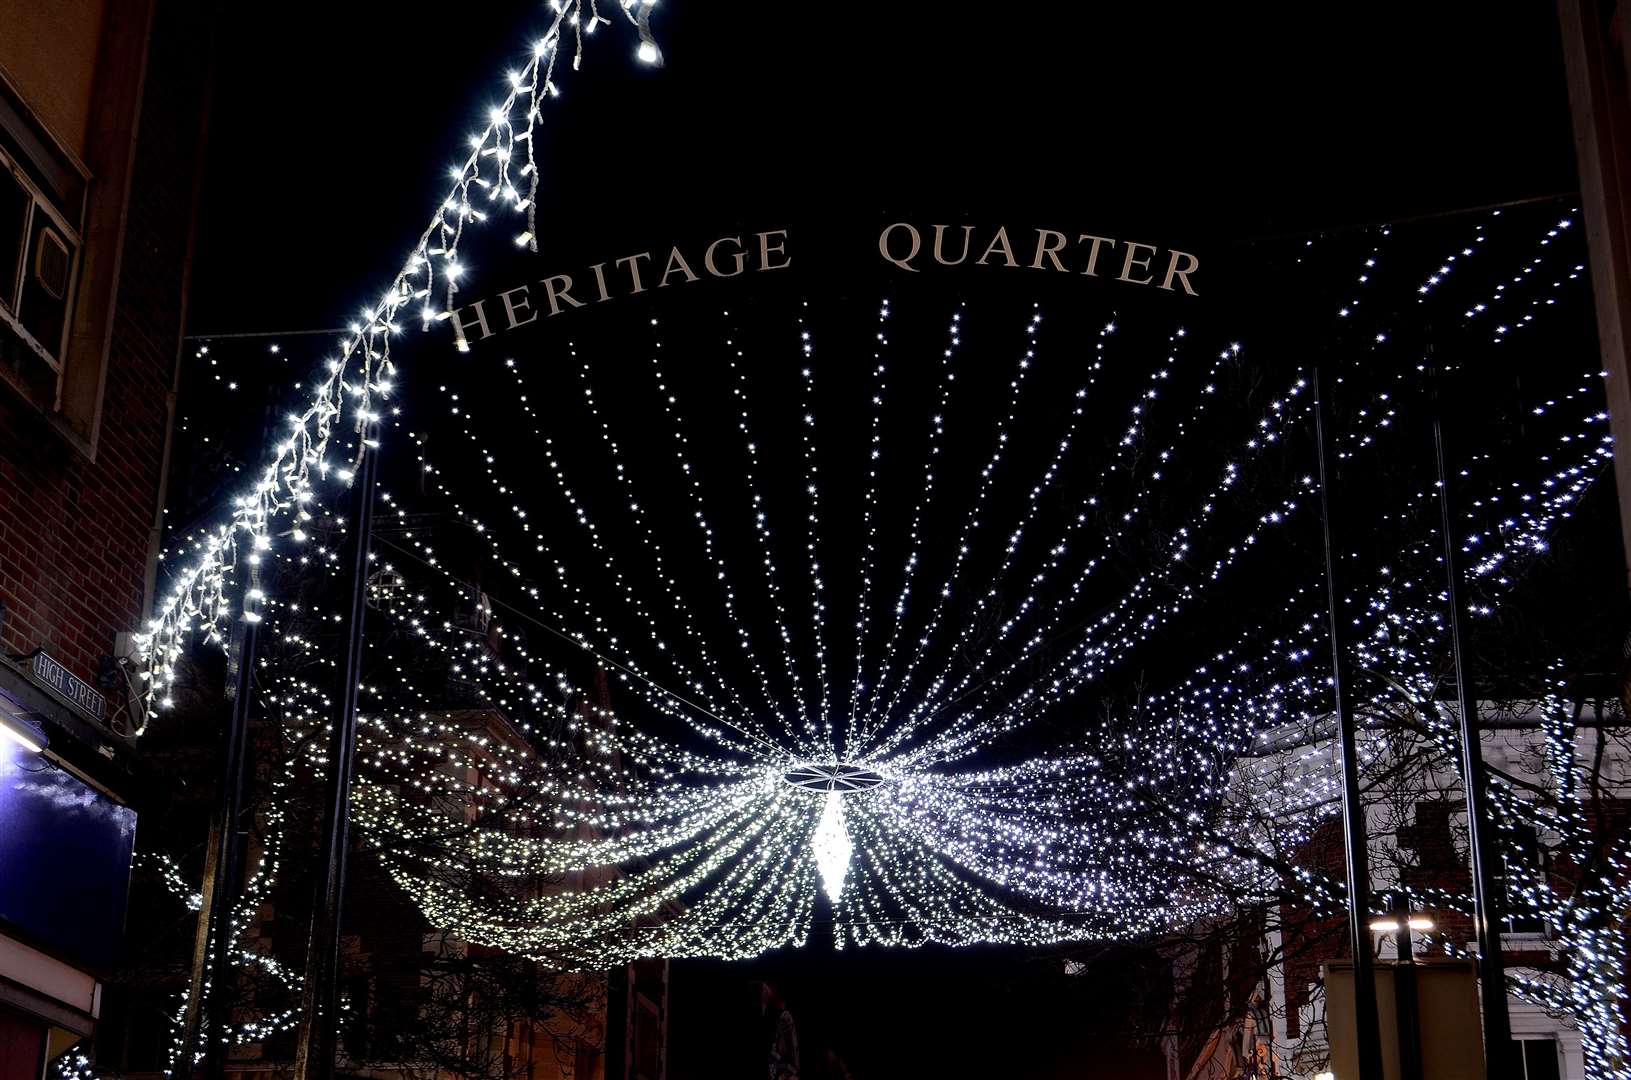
[0,0,211,702]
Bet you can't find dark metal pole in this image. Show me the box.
[1392,892,1423,1080]
[177,571,261,1076]
[293,431,379,1080]
[1429,362,1517,1080]
[1311,362,1385,1080]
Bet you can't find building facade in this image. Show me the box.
[0,2,213,1076]
[1168,705,1624,1080]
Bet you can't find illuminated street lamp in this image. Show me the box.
[1372,892,1430,1080]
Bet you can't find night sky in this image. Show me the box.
[177,6,1592,1078]
[187,3,1577,336]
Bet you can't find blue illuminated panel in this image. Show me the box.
[0,736,137,968]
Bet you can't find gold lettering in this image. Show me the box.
[1031,229,1069,271]
[704,236,748,277]
[451,300,492,342]
[933,224,975,266]
[615,252,652,294]
[540,274,584,314]
[588,261,612,302]
[977,226,1019,267]
[756,229,792,271]
[1118,242,1158,285]
[499,285,537,330]
[659,246,700,287]
[879,223,922,271]
[1160,249,1200,295]
[1079,235,1117,277]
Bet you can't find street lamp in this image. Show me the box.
[1371,892,1430,1080]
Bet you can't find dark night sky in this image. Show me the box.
[179,6,1591,1078]
[187,2,1577,335]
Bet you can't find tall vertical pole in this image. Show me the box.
[1429,360,1516,1080]
[1557,0,1631,590]
[293,429,379,1080]
[176,571,261,1076]
[1311,362,1384,1080]
[1391,891,1423,1080]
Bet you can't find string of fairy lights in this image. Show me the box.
[162,296,1617,1076]
[152,208,1626,1072]
[133,0,661,728]
[134,3,1627,1072]
[168,218,1604,939]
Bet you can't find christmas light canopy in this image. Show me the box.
[135,10,1627,1072]
[164,199,1609,974]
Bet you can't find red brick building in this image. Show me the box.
[0,2,213,1073]
[1167,715,1621,1080]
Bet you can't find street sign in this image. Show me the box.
[30,651,107,721]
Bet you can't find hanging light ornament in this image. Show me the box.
[810,792,853,902]
[784,763,885,901]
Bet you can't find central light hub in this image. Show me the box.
[781,764,883,903]
[782,762,886,793]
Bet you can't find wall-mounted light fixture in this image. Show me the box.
[0,691,47,754]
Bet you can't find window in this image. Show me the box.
[0,169,24,302]
[0,137,80,408]
[1499,824,1551,937]
[1515,1038,1561,1080]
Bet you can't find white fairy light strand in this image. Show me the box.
[135,0,661,730]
